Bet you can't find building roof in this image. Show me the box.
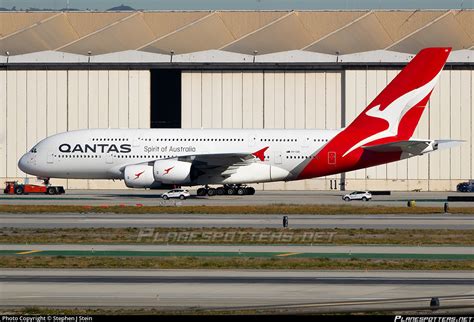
[0,10,472,57]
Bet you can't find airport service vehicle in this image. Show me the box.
[456,180,474,192]
[162,189,190,200]
[4,181,65,195]
[343,191,372,202]
[18,48,461,196]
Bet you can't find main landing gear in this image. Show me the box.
[197,185,256,197]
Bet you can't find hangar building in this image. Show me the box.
[0,10,473,190]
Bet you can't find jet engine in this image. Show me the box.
[124,163,158,188]
[153,159,193,184]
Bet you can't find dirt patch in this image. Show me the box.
[1,256,472,270]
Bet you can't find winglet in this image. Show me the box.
[252,146,269,161]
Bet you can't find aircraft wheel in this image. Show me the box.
[245,187,256,195]
[216,187,225,195]
[226,188,235,195]
[237,188,246,195]
[207,188,216,196]
[197,188,207,196]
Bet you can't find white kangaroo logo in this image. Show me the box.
[342,71,441,157]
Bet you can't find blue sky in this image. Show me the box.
[0,0,472,10]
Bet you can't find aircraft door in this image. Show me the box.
[248,133,257,147]
[302,137,310,148]
[274,151,282,164]
[132,138,140,148]
[132,131,142,148]
[328,151,336,165]
[106,154,114,164]
[47,150,54,164]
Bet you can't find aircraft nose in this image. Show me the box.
[18,153,35,174]
[18,153,28,173]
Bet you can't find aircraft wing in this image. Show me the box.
[175,146,270,177]
[178,153,253,167]
[177,146,268,165]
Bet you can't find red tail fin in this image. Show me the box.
[340,47,451,157]
[297,47,451,179]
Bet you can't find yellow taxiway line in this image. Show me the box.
[276,252,301,257]
[16,250,42,255]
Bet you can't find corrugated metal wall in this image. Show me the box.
[0,70,150,189]
[182,69,474,191]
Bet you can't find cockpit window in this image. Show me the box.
[30,147,37,153]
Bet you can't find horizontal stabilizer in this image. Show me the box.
[435,139,464,150]
[362,139,463,155]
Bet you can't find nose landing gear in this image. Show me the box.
[197,184,255,197]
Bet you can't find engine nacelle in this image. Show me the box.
[153,160,192,184]
[124,163,158,188]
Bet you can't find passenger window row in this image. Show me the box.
[91,138,128,142]
[56,154,101,158]
[92,138,128,142]
[259,138,328,142]
[115,155,177,159]
[88,137,328,143]
[156,138,243,142]
[261,139,296,142]
[286,155,315,159]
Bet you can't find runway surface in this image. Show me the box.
[1,190,474,207]
[2,244,472,260]
[1,269,473,312]
[1,213,473,229]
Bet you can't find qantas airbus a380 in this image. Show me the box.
[18,48,460,196]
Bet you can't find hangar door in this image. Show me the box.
[151,69,181,128]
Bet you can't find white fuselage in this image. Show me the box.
[18,128,340,185]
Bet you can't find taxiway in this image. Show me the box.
[1,213,472,229]
[1,269,472,313]
[1,190,473,207]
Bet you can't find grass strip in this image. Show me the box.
[1,256,472,270]
[2,204,474,214]
[1,227,472,245]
